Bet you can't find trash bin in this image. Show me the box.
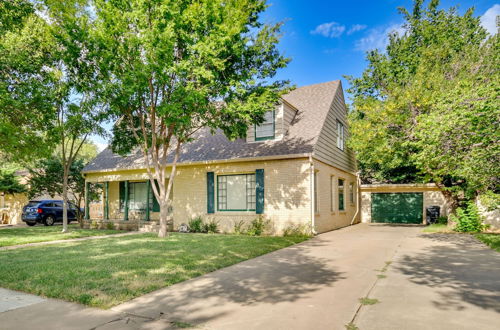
[426,206,440,225]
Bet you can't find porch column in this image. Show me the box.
[105,181,109,220]
[146,180,151,221]
[124,180,129,221]
[85,181,90,220]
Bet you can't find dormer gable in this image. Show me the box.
[246,100,298,143]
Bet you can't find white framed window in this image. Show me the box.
[330,176,335,212]
[337,121,345,150]
[217,174,256,211]
[129,182,148,210]
[338,178,345,211]
[255,110,275,140]
[349,182,355,204]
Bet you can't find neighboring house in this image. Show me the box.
[82,81,359,234]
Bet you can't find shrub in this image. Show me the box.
[233,220,246,235]
[106,222,115,230]
[202,219,219,234]
[437,216,448,225]
[283,224,312,237]
[188,216,203,233]
[452,202,485,233]
[90,220,99,229]
[247,216,269,236]
[479,191,500,211]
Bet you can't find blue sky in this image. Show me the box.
[90,0,499,150]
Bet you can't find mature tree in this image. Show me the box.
[347,0,499,206]
[27,157,99,226]
[77,0,290,237]
[0,0,58,161]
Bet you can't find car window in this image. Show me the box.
[54,202,63,208]
[27,201,40,207]
[43,202,54,207]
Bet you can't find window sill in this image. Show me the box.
[339,211,347,215]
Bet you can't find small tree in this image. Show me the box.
[27,144,99,227]
[83,0,290,237]
[0,170,26,194]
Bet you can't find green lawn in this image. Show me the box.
[0,224,122,247]
[475,233,500,252]
[422,224,450,233]
[0,233,308,308]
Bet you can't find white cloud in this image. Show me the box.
[355,24,405,52]
[310,22,346,38]
[480,4,500,35]
[347,24,367,35]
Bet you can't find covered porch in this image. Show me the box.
[84,170,172,230]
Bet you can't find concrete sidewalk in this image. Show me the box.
[1,224,498,330]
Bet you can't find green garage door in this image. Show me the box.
[371,193,423,224]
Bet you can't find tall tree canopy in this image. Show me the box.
[58,0,290,237]
[0,0,58,160]
[347,0,499,204]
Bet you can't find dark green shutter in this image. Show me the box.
[148,180,160,212]
[119,181,125,212]
[256,169,264,214]
[207,172,215,213]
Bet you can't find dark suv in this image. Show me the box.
[22,200,80,226]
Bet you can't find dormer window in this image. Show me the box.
[255,110,275,141]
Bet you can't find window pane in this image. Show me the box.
[218,174,255,210]
[338,179,345,211]
[330,176,335,212]
[256,111,274,138]
[129,182,147,210]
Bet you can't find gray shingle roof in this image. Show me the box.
[83,80,340,173]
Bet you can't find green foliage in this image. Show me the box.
[247,216,270,236]
[202,219,219,234]
[89,220,99,230]
[233,220,246,235]
[188,216,204,233]
[451,202,485,233]
[347,0,498,199]
[479,191,500,212]
[106,222,115,230]
[359,297,379,305]
[0,0,59,161]
[282,224,312,237]
[475,234,500,252]
[437,216,448,225]
[0,169,26,194]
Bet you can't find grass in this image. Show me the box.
[359,297,379,305]
[0,224,123,247]
[475,233,500,252]
[0,233,308,308]
[422,224,451,233]
[345,322,359,330]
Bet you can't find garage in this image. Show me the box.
[371,192,423,224]
[360,184,452,225]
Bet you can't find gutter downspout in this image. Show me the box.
[350,171,361,225]
[309,155,317,235]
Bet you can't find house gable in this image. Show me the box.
[312,83,357,173]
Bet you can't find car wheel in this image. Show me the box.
[26,222,36,227]
[44,216,55,226]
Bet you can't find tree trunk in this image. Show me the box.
[62,165,69,233]
[158,199,169,238]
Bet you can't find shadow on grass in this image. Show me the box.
[395,233,500,312]
[114,235,344,324]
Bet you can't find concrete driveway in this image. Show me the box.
[0,224,498,330]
